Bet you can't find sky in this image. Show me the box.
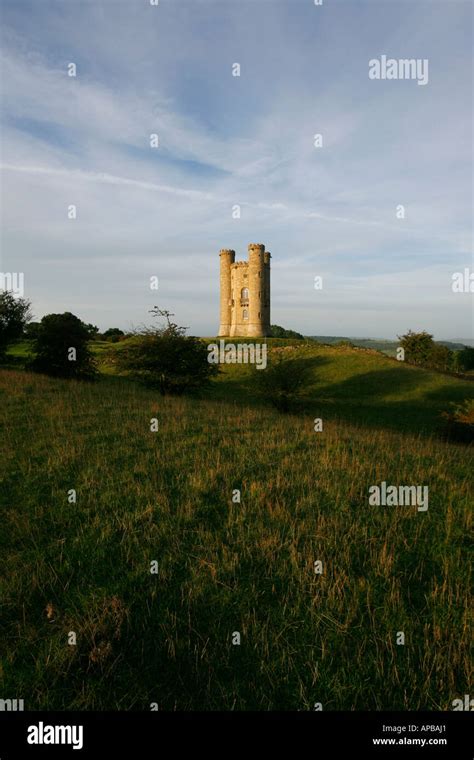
[0,0,472,339]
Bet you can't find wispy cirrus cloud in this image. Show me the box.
[0,0,472,338]
[0,163,216,200]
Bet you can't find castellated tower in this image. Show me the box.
[218,243,271,337]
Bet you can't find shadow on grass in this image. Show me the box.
[3,348,472,438]
[211,357,474,437]
[0,355,28,370]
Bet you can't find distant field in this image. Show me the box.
[308,336,472,357]
[0,341,472,709]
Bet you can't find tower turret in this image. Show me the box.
[247,243,265,338]
[263,250,271,334]
[218,248,235,336]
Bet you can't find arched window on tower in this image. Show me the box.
[240,287,249,305]
[242,309,249,320]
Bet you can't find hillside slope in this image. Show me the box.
[207,342,473,436]
[0,362,472,710]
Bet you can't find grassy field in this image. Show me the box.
[0,341,472,710]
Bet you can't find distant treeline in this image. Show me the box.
[270,325,305,339]
[309,333,474,372]
[309,335,472,352]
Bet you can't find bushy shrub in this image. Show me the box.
[452,347,474,372]
[117,308,217,395]
[270,324,305,340]
[398,330,453,371]
[427,343,453,371]
[103,328,125,343]
[254,353,312,412]
[28,312,98,380]
[398,330,435,366]
[23,322,41,340]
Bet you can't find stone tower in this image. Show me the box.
[218,243,271,337]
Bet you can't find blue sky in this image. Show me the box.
[0,0,472,338]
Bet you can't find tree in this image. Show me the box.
[85,323,100,339]
[24,321,41,340]
[398,330,434,366]
[0,291,32,359]
[116,307,217,394]
[452,346,474,372]
[426,343,452,371]
[103,328,125,342]
[28,312,97,379]
[271,324,305,339]
[398,330,457,371]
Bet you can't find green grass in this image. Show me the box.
[208,341,474,436]
[0,341,472,710]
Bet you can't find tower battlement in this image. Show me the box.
[218,243,271,337]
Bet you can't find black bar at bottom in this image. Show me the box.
[0,711,472,758]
